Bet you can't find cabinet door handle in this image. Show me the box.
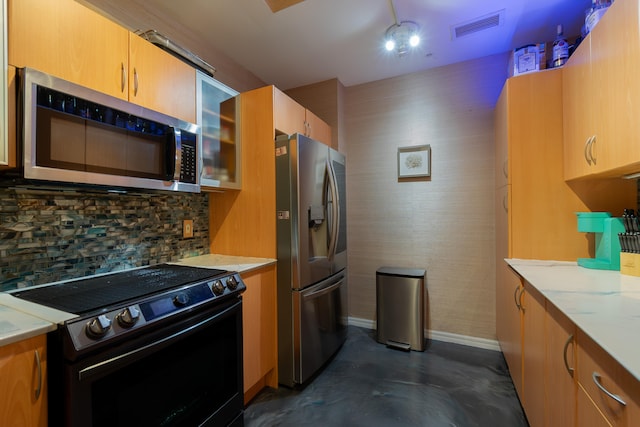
[502,160,508,179]
[592,372,626,406]
[584,136,593,165]
[502,194,508,213]
[513,286,522,311]
[34,349,42,400]
[562,334,574,377]
[133,68,139,96]
[120,62,126,93]
[589,135,597,165]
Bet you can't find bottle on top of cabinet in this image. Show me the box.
[552,24,569,67]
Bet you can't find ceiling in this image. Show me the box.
[82,0,591,90]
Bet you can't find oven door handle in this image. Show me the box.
[78,300,239,381]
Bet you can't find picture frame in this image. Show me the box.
[398,145,431,178]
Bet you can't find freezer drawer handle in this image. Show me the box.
[304,279,343,299]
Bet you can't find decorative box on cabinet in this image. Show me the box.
[0,334,47,427]
[8,0,196,123]
[196,71,241,190]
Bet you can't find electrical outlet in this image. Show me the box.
[183,219,194,238]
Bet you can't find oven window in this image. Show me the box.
[90,308,241,426]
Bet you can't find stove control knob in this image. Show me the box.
[226,275,238,290]
[86,315,112,339]
[212,280,225,296]
[173,293,189,307]
[116,306,140,328]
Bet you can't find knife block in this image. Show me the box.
[576,212,624,270]
[620,252,640,276]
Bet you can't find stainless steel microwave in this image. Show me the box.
[19,68,200,192]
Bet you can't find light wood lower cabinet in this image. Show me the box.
[522,283,546,427]
[242,265,277,404]
[545,302,577,427]
[577,330,640,427]
[578,384,614,427]
[504,278,639,427]
[0,334,47,427]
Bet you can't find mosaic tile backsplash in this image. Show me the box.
[0,187,209,291]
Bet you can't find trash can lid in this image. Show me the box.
[376,267,426,278]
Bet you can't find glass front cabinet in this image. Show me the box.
[196,71,241,190]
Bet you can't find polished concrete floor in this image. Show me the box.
[244,326,529,427]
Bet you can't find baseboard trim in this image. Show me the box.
[348,316,501,352]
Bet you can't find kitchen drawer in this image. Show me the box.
[578,383,613,427]
[577,330,640,426]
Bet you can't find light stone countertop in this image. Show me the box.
[0,297,59,346]
[172,253,276,274]
[0,254,276,347]
[506,258,640,382]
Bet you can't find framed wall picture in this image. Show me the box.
[398,145,431,178]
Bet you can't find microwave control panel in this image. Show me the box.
[180,131,197,184]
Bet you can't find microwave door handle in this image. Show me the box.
[166,127,182,181]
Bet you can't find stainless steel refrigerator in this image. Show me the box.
[275,133,348,387]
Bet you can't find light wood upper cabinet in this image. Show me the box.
[8,0,129,100]
[128,33,196,123]
[563,0,640,179]
[1,65,16,170]
[495,69,596,264]
[304,108,331,146]
[8,0,196,123]
[273,87,331,146]
[274,87,306,135]
[0,334,47,427]
[563,37,595,180]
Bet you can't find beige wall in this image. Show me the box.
[345,53,509,340]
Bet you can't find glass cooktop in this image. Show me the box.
[11,264,227,315]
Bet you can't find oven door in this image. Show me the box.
[51,298,244,427]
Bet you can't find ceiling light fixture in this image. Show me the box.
[384,0,421,57]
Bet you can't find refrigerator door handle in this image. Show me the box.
[326,159,339,260]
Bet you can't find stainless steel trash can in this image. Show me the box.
[376,267,426,351]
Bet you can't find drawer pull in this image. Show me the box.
[562,334,574,377]
[592,372,626,406]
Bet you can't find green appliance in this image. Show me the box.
[576,212,624,270]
